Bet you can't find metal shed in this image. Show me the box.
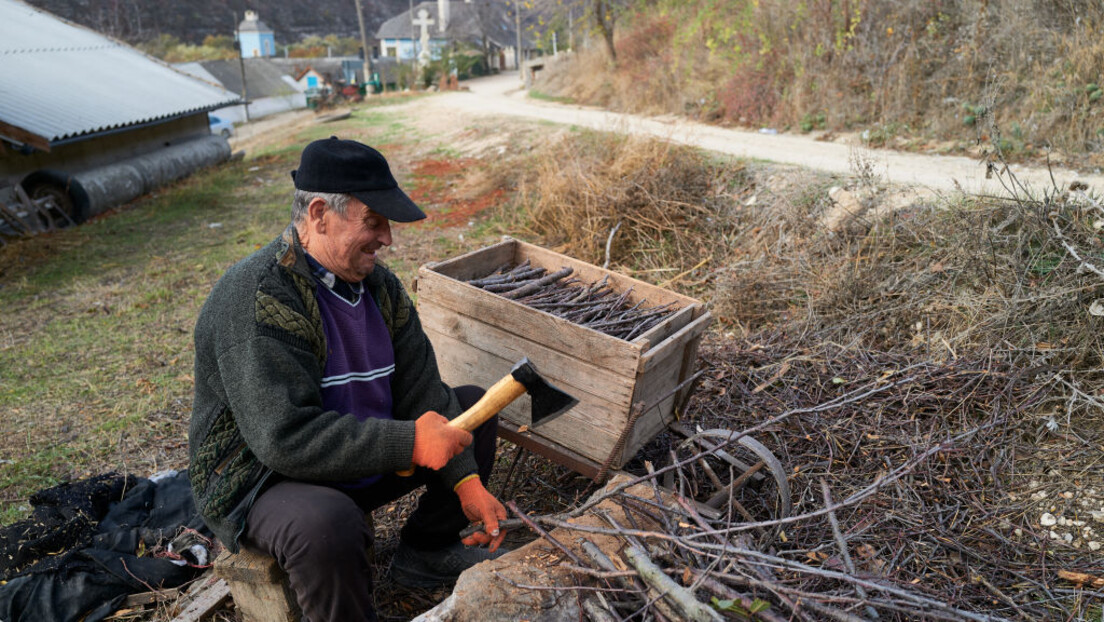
[0,0,240,226]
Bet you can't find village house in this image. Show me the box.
[294,67,329,94]
[236,10,276,58]
[375,0,536,72]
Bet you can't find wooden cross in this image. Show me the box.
[413,8,434,46]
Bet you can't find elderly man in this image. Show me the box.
[188,137,508,621]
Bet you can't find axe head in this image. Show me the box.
[509,357,578,426]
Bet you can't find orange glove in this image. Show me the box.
[455,476,508,552]
[411,412,472,471]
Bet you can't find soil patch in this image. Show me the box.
[407,158,506,230]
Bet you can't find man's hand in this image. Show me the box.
[412,412,472,471]
[455,477,508,552]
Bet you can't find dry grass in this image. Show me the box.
[500,131,749,289]
[500,127,1104,618]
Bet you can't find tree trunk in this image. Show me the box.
[594,0,617,63]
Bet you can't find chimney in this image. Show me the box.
[438,0,449,33]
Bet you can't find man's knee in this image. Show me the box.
[251,483,372,563]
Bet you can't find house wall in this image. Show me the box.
[239,32,276,58]
[381,39,450,62]
[0,114,209,183]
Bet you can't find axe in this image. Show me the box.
[397,357,578,476]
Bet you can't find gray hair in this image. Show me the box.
[291,190,353,224]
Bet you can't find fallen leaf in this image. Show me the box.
[517,425,529,434]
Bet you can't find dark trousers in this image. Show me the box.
[241,385,495,622]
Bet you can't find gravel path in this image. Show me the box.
[425,71,1104,196]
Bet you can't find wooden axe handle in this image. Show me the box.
[396,374,527,476]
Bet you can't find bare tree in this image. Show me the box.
[593,0,617,63]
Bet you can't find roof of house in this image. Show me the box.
[0,0,240,151]
[175,59,302,99]
[269,57,371,85]
[294,67,321,81]
[238,16,273,34]
[376,1,534,49]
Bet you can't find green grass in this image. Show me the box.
[0,102,518,523]
[0,111,424,522]
[529,90,576,105]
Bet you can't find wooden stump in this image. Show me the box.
[214,548,301,622]
[213,514,375,622]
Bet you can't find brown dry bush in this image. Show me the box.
[540,0,1104,159]
[500,130,749,286]
[680,179,1104,618]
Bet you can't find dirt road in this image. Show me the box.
[416,71,1104,196]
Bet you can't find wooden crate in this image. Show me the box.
[415,238,712,477]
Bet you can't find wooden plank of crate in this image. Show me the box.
[631,304,697,350]
[623,311,713,462]
[417,267,644,374]
[674,308,708,412]
[425,325,624,463]
[636,311,713,375]
[420,300,635,408]
[426,324,628,435]
[424,238,518,282]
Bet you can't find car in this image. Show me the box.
[208,115,234,138]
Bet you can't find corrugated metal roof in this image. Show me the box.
[0,0,240,148]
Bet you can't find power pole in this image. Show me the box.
[515,0,521,77]
[353,0,372,88]
[568,7,574,51]
[233,12,250,122]
[409,0,417,85]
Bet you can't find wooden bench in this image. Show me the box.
[213,515,375,622]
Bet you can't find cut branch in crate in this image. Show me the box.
[466,263,678,340]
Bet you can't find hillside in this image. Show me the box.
[22,0,411,44]
[535,0,1104,169]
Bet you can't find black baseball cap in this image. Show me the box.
[291,136,426,222]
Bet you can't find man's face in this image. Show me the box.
[312,197,393,282]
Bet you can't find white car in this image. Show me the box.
[208,115,234,138]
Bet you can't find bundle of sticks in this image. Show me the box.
[466,260,678,340]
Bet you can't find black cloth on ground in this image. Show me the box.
[0,470,211,622]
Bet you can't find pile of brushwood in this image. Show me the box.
[465,260,677,340]
[492,132,1104,620]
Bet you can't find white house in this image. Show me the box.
[237,10,276,58]
[375,0,534,71]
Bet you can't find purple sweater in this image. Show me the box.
[315,284,395,487]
